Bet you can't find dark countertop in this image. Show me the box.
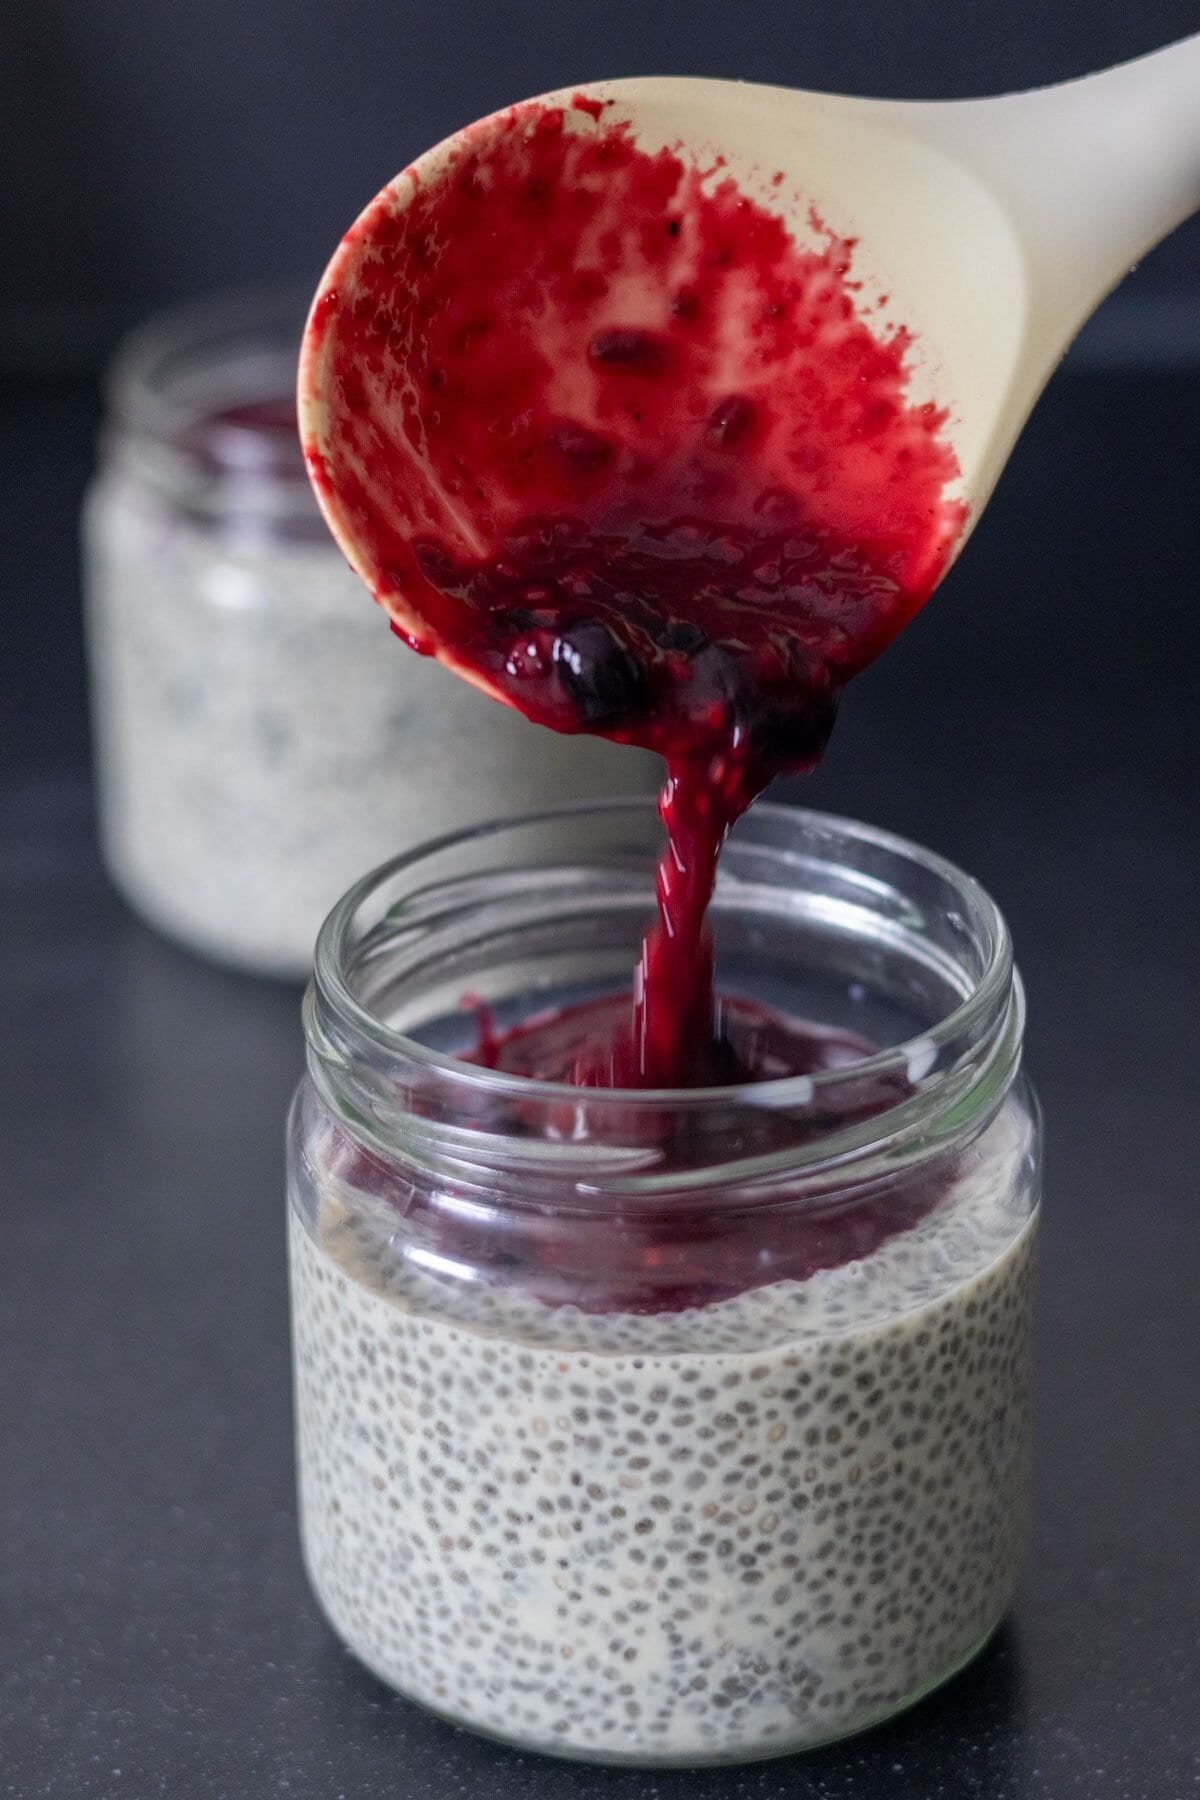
[2,367,1197,1800]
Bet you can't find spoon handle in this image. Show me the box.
[913,32,1200,339]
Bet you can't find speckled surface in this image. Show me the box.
[3,372,1199,1797]
[289,1176,1035,1763]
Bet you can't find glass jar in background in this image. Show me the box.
[287,801,1041,1765]
[82,289,659,979]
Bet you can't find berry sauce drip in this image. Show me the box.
[304,98,966,1089]
[471,992,872,1089]
[331,998,943,1312]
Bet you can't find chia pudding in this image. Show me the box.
[286,92,1043,1764]
[289,1097,1036,1764]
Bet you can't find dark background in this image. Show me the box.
[2,6,1198,1799]
[6,0,1200,372]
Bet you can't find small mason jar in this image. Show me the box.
[82,290,656,979]
[287,801,1040,1766]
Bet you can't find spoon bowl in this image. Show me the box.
[299,38,1200,699]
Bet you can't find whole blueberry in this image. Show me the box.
[750,684,841,766]
[686,643,750,714]
[553,623,647,725]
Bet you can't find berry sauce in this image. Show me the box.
[303,98,966,1090]
[470,991,882,1091]
[330,996,942,1312]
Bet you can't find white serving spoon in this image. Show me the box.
[300,31,1200,589]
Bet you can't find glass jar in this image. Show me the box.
[287,801,1040,1766]
[82,289,657,979]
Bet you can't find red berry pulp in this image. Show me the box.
[303,98,966,1091]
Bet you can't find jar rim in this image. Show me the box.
[309,796,1017,1117]
[101,284,326,525]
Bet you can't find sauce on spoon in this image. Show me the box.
[304,99,965,1087]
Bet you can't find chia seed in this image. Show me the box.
[289,1104,1036,1762]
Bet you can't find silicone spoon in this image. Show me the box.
[299,32,1200,597]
